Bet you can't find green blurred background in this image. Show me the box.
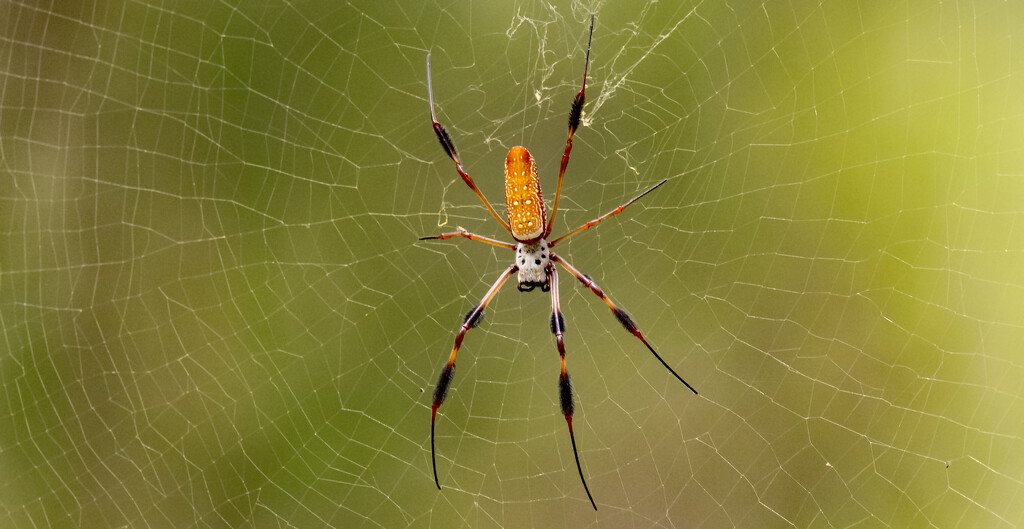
[2,0,1023,527]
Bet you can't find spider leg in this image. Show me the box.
[549,179,667,247]
[420,229,516,250]
[432,264,517,489]
[551,254,697,395]
[427,53,512,234]
[545,14,595,238]
[548,264,598,510]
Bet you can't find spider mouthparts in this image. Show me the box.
[517,280,550,292]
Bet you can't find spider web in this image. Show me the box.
[2,0,1023,527]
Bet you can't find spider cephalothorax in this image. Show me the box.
[515,239,550,291]
[421,15,697,511]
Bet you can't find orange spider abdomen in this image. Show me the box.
[505,146,546,242]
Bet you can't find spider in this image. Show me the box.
[423,16,697,510]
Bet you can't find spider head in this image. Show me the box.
[515,240,550,292]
